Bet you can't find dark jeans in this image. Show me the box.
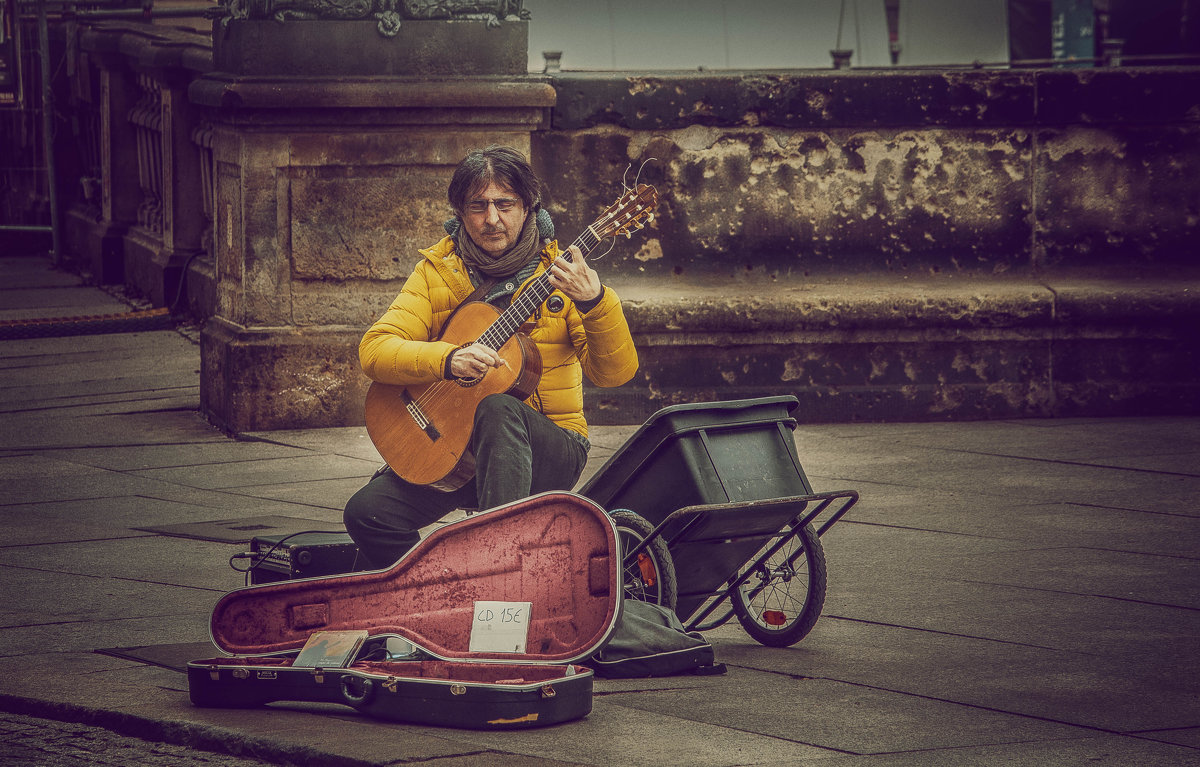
[343,393,589,569]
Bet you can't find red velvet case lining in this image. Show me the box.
[209,492,620,664]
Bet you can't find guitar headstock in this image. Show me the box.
[592,184,658,240]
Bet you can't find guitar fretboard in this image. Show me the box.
[476,226,601,350]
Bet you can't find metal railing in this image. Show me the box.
[0,0,213,261]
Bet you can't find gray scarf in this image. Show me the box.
[444,209,557,278]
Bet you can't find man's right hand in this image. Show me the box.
[450,343,507,380]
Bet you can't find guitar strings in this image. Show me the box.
[408,189,651,419]
[408,224,597,416]
[623,157,658,193]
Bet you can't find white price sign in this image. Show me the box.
[469,600,532,654]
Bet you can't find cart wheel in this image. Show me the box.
[610,510,677,611]
[732,522,827,647]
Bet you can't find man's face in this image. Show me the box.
[461,180,528,257]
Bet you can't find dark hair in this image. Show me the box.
[448,145,542,214]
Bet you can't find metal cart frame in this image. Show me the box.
[579,396,859,647]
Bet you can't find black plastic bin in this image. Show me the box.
[583,396,859,645]
[579,396,814,525]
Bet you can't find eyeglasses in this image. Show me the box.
[465,198,522,215]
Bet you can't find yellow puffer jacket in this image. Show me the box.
[359,236,639,438]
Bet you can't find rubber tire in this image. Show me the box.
[610,510,678,612]
[732,521,827,647]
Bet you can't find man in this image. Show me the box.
[344,145,639,569]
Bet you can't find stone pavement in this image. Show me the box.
[1,252,1198,766]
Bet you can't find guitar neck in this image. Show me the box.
[475,226,602,351]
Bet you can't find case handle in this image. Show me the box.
[340,674,374,706]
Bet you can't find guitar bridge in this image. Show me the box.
[401,390,440,441]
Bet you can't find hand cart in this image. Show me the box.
[578,396,859,647]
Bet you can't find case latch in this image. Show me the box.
[450,684,467,696]
[540,685,556,699]
[232,668,250,680]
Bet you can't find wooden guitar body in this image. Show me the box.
[364,301,542,492]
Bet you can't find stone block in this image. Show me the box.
[1035,68,1200,125]
[201,317,367,431]
[1034,125,1200,271]
[291,280,399,328]
[287,130,505,168]
[535,127,1034,279]
[289,171,446,282]
[213,19,528,77]
[1051,335,1199,417]
[63,206,127,285]
[1048,279,1200,417]
[590,331,1056,426]
[582,276,1200,425]
[548,71,1036,132]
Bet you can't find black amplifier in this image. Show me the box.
[249,531,363,584]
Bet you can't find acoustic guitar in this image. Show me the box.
[364,183,659,491]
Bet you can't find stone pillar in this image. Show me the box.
[190,18,553,431]
[64,33,143,284]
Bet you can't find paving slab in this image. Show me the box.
[241,426,383,462]
[817,445,1197,508]
[720,618,1200,733]
[0,257,82,289]
[0,454,233,506]
[793,418,1200,476]
[828,559,1200,660]
[435,695,836,766]
[0,497,225,544]
[40,442,319,472]
[615,672,1087,755]
[0,535,249,587]
[128,453,380,491]
[846,493,1200,555]
[0,375,199,410]
[1140,727,1200,749]
[226,476,374,510]
[764,734,1200,767]
[0,600,215,655]
[0,409,226,450]
[0,286,131,319]
[2,260,1199,766]
[138,514,345,544]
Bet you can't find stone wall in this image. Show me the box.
[535,69,1200,278]
[532,69,1200,423]
[53,18,1200,428]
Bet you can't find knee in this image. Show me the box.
[475,393,523,427]
[343,484,375,532]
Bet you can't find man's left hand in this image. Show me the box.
[547,245,602,302]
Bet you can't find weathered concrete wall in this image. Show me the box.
[531,69,1200,424]
[538,124,1035,277]
[535,69,1200,279]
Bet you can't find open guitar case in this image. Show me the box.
[188,492,622,729]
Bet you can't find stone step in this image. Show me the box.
[583,274,1200,424]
